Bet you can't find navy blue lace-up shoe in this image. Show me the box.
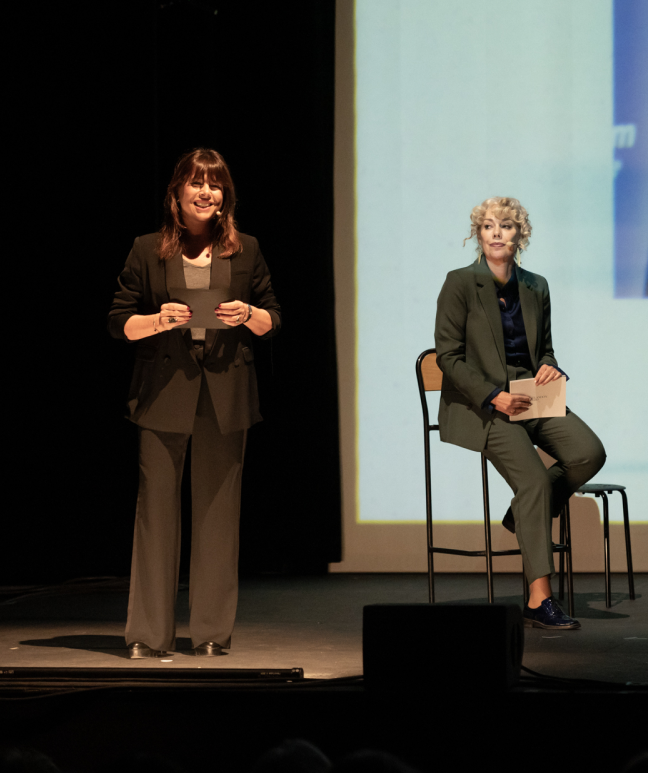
[523,597,581,630]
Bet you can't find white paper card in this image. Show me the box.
[509,376,566,421]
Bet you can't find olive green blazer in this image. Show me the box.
[434,258,558,452]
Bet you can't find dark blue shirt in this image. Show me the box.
[481,271,567,412]
[496,271,533,370]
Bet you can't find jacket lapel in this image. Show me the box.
[165,250,186,294]
[516,265,538,371]
[474,258,506,373]
[210,246,229,289]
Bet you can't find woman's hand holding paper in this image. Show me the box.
[491,391,532,417]
[534,364,562,386]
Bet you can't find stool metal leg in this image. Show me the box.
[558,508,566,601]
[427,544,435,604]
[620,490,635,600]
[424,432,435,604]
[601,492,611,608]
[564,500,574,618]
[481,455,494,603]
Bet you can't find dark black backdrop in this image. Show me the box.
[6,0,340,584]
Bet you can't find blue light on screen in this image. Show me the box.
[614,0,648,298]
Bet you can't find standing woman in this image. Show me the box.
[108,148,281,658]
[434,197,605,630]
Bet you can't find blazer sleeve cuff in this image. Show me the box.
[481,387,502,414]
[256,308,281,340]
[108,312,137,341]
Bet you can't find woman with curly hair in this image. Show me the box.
[108,148,281,658]
[434,197,605,630]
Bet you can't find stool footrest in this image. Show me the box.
[430,547,521,558]
[430,544,569,558]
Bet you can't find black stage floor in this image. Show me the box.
[1,574,646,773]
[1,573,646,682]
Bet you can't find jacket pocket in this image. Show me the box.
[441,389,474,411]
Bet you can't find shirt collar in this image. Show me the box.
[493,269,518,298]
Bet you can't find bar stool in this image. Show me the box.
[416,349,574,614]
[558,484,635,609]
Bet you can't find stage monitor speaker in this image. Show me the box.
[363,604,523,692]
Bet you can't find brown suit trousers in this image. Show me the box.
[125,346,247,651]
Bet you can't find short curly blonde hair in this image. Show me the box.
[464,197,532,259]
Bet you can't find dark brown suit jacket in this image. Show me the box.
[108,232,281,434]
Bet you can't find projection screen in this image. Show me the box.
[333,0,647,572]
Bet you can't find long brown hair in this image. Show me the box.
[159,148,241,260]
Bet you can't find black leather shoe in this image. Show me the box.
[193,641,223,657]
[523,597,581,630]
[502,506,515,534]
[128,642,173,659]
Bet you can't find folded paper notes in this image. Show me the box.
[509,376,566,421]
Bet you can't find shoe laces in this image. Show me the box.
[545,597,564,618]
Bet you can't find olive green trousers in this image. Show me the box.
[483,367,606,584]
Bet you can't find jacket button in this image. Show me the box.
[235,359,240,367]
[164,355,170,363]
